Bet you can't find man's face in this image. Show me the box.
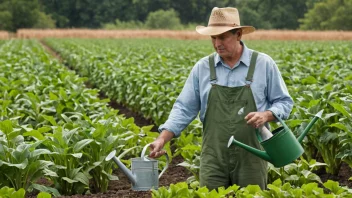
[211,30,239,58]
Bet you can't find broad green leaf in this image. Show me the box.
[102,170,119,181]
[243,185,261,194]
[329,102,351,118]
[43,168,58,177]
[70,153,83,158]
[32,183,61,197]
[329,123,347,131]
[301,76,317,84]
[32,149,51,158]
[0,158,28,169]
[23,130,45,140]
[11,188,26,198]
[74,172,90,186]
[323,180,346,195]
[62,177,77,183]
[49,92,58,100]
[37,192,52,198]
[42,115,57,126]
[73,139,93,152]
[61,114,72,123]
[0,120,13,135]
[284,175,299,181]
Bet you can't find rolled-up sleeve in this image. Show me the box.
[266,60,293,120]
[158,65,201,137]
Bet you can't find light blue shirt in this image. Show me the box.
[159,42,294,137]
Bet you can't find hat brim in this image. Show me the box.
[196,25,255,36]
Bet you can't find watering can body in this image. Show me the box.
[130,157,160,190]
[228,110,323,167]
[105,144,169,191]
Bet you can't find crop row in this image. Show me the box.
[45,38,352,173]
[0,39,158,197]
[43,38,352,196]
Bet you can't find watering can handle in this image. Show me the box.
[141,143,169,179]
[270,110,290,132]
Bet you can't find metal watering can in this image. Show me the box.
[228,110,323,167]
[105,144,169,191]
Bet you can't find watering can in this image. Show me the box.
[227,110,323,167]
[105,144,169,191]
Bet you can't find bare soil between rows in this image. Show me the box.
[55,155,191,198]
[35,41,352,198]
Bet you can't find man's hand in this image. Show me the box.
[245,111,274,128]
[149,138,167,158]
[149,130,174,158]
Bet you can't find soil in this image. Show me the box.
[36,41,352,198]
[56,155,191,198]
[319,162,352,189]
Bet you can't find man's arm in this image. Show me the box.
[149,130,174,158]
[265,59,294,120]
[245,56,293,128]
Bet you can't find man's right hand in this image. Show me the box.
[148,130,174,158]
[149,138,167,158]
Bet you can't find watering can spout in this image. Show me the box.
[227,136,272,162]
[105,150,137,185]
[297,110,324,143]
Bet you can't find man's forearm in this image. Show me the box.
[157,130,175,145]
[265,110,275,122]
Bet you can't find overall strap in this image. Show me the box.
[246,51,259,82]
[208,53,216,81]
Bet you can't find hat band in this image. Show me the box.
[208,23,239,27]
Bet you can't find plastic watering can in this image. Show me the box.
[105,144,169,191]
[227,110,323,167]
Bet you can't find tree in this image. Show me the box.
[300,0,352,30]
[145,9,181,30]
[33,11,56,29]
[0,10,13,30]
[0,0,54,31]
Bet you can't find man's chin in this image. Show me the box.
[217,51,226,56]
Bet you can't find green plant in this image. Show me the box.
[41,126,91,195]
[267,157,326,187]
[0,186,25,198]
[0,120,56,192]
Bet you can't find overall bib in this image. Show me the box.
[199,52,268,190]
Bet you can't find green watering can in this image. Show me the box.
[227,110,323,167]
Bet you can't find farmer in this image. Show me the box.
[149,7,293,190]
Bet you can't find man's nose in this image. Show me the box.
[214,38,222,47]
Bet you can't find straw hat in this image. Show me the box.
[196,7,255,36]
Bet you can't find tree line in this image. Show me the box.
[0,0,351,32]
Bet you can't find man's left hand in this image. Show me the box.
[245,111,274,128]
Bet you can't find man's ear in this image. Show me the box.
[237,30,242,41]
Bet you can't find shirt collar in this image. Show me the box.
[214,41,251,67]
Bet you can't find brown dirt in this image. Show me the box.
[55,155,191,198]
[319,162,352,189]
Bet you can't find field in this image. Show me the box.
[0,35,352,197]
[0,29,352,40]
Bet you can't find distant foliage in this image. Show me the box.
[300,0,352,30]
[145,9,181,30]
[103,19,146,30]
[0,0,350,32]
[0,0,55,32]
[33,12,56,29]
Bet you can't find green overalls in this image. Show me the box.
[199,52,268,190]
